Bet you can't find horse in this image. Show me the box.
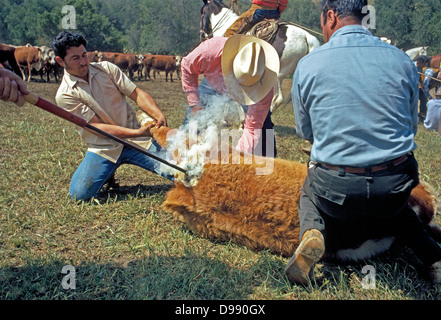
[199,0,321,112]
[406,46,428,60]
[418,54,441,70]
[429,54,441,69]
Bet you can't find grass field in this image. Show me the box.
[0,77,440,301]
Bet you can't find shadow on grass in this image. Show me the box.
[0,242,439,301]
[0,253,258,300]
[306,242,440,299]
[96,183,173,203]
[274,125,298,138]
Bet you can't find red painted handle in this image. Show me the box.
[25,92,87,127]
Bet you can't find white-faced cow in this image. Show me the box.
[175,55,182,80]
[40,46,59,82]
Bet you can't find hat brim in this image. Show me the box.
[222,35,280,105]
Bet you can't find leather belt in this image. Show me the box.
[320,154,410,174]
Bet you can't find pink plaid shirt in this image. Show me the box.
[181,36,274,154]
[181,37,228,107]
[252,0,288,14]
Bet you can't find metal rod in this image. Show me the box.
[85,123,186,173]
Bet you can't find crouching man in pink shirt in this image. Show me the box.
[180,35,280,157]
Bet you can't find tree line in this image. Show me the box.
[0,0,440,56]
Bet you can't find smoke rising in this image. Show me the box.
[157,94,244,186]
[138,93,274,187]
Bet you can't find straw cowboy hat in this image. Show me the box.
[222,34,280,105]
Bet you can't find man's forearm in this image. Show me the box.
[88,122,145,139]
[130,87,166,126]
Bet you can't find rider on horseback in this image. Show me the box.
[224,0,288,37]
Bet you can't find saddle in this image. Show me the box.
[247,19,289,44]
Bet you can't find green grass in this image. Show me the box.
[0,79,440,300]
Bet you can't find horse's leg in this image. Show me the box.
[270,78,284,112]
[269,26,298,113]
[27,62,32,82]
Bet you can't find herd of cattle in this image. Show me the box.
[0,43,182,83]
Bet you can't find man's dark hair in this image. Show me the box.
[415,55,430,64]
[321,0,368,24]
[52,31,87,60]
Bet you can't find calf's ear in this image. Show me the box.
[162,182,195,221]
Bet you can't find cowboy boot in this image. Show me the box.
[103,173,120,191]
[284,229,325,285]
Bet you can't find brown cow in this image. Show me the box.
[14,45,52,82]
[143,55,180,82]
[133,116,441,287]
[136,119,441,268]
[0,43,22,76]
[97,52,143,80]
[152,55,182,81]
[87,51,100,62]
[141,54,153,81]
[430,54,441,69]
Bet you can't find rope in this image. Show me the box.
[225,1,325,38]
[249,20,280,43]
[418,71,441,102]
[249,19,323,45]
[418,71,441,83]
[281,20,323,38]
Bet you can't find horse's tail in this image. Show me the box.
[305,31,321,54]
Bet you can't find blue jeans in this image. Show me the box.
[252,9,280,24]
[182,77,222,126]
[69,141,173,201]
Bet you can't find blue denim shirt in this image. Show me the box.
[292,25,419,167]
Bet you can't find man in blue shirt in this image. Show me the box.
[424,89,441,134]
[286,0,441,289]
